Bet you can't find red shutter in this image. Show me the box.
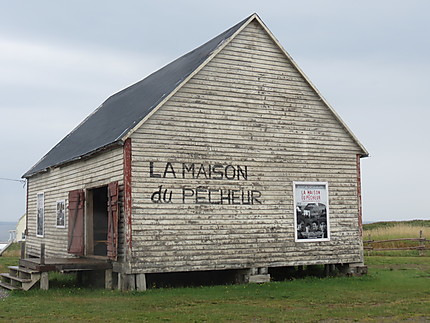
[68,189,85,255]
[107,181,119,260]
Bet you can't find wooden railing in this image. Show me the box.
[364,230,429,255]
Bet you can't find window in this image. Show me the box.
[293,182,330,242]
[36,193,45,237]
[56,200,66,228]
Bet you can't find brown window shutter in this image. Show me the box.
[68,189,85,255]
[107,181,119,260]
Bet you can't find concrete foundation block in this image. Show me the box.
[105,269,113,290]
[347,263,368,276]
[40,272,49,290]
[248,274,270,283]
[136,274,147,291]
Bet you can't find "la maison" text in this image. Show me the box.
[149,162,248,181]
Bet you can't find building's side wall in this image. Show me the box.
[129,21,364,274]
[128,19,362,273]
[26,147,124,258]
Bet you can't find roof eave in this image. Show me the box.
[22,140,124,179]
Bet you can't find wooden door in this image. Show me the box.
[68,189,85,255]
[107,181,119,260]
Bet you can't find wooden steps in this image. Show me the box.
[1,256,112,291]
[0,281,19,290]
[0,273,32,284]
[8,265,39,275]
[0,266,41,291]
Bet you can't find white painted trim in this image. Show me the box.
[293,181,330,243]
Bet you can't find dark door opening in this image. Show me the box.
[91,186,108,256]
[86,182,119,259]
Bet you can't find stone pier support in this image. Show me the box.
[236,267,270,284]
[117,273,146,291]
[40,272,49,290]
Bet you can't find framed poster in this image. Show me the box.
[294,182,330,242]
[56,200,66,228]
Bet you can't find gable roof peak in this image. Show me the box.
[23,14,367,178]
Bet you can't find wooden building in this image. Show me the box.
[18,14,368,290]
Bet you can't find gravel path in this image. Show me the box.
[0,288,9,299]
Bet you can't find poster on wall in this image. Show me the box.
[294,182,329,241]
[56,200,66,228]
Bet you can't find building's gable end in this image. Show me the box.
[127,15,367,157]
[167,19,364,155]
[128,19,365,273]
[252,16,368,157]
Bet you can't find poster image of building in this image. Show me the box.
[56,200,66,228]
[294,182,330,241]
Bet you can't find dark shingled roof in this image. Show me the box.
[23,15,252,178]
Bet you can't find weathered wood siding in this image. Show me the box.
[129,21,364,273]
[26,147,124,258]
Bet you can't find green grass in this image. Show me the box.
[0,257,18,273]
[0,242,20,257]
[1,230,429,322]
[1,256,429,322]
[0,243,21,272]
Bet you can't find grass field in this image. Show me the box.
[363,220,430,239]
[0,256,429,322]
[1,258,429,321]
[363,220,430,231]
[363,220,430,257]
[0,223,429,322]
[0,243,20,273]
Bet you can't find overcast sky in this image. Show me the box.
[0,1,429,223]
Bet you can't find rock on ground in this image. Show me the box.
[0,288,9,299]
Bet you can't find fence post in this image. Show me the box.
[367,234,372,256]
[419,230,424,256]
[20,241,26,259]
[40,243,45,265]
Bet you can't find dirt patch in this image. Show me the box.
[370,264,430,271]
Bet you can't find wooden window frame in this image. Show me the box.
[36,192,45,237]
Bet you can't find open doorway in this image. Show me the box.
[91,186,109,256]
[68,181,118,259]
[84,182,119,259]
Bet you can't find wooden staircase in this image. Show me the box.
[0,266,41,291]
